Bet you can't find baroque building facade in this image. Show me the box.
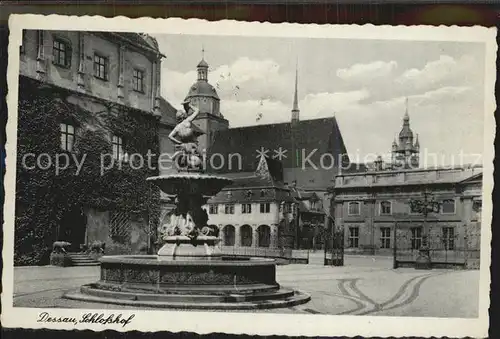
[332,166,482,267]
[16,29,164,264]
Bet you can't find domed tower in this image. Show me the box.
[391,98,420,169]
[184,50,229,152]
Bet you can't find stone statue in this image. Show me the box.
[168,99,203,172]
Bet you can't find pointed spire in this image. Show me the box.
[415,133,420,147]
[255,154,271,179]
[404,97,410,122]
[291,59,300,123]
[293,64,299,111]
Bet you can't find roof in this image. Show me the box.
[159,97,177,127]
[197,59,209,68]
[104,32,164,57]
[335,167,483,190]
[206,169,294,204]
[206,117,349,173]
[185,81,220,100]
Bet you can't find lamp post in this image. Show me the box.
[408,188,440,269]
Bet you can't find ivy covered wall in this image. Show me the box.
[14,77,161,265]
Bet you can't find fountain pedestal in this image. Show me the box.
[157,236,222,260]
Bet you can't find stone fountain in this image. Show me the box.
[64,101,310,309]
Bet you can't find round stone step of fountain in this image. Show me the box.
[63,286,311,310]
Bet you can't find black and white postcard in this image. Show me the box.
[2,15,496,338]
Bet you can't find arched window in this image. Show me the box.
[240,225,253,247]
[348,202,361,216]
[257,225,271,248]
[222,225,235,246]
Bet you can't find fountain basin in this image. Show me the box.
[146,173,233,196]
[63,254,311,309]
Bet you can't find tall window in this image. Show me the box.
[112,135,123,160]
[380,227,391,249]
[132,69,144,92]
[224,204,235,214]
[442,227,455,250]
[241,203,252,214]
[260,203,270,213]
[348,202,360,216]
[348,227,359,248]
[209,204,218,215]
[441,199,456,214]
[380,201,392,215]
[411,227,422,250]
[60,123,75,151]
[93,53,108,80]
[53,38,71,67]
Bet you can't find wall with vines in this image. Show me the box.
[14,77,161,265]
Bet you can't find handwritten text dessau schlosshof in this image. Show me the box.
[37,312,135,327]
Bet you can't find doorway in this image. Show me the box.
[58,207,87,252]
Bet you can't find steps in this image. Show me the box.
[67,252,100,266]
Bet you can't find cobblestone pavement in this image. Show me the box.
[12,254,479,317]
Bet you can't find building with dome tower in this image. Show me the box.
[331,100,482,268]
[184,53,229,153]
[165,56,350,252]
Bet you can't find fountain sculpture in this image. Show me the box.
[64,100,310,309]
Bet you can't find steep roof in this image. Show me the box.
[206,117,348,174]
[336,167,483,190]
[159,97,177,127]
[206,157,293,204]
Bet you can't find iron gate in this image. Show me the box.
[324,229,344,266]
[393,223,471,269]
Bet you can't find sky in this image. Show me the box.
[153,33,486,166]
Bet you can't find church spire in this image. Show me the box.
[291,60,300,124]
[403,97,410,123]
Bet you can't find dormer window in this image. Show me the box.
[53,38,71,68]
[260,190,266,198]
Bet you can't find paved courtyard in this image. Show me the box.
[12,253,479,317]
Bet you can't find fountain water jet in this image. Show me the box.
[64,101,310,309]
